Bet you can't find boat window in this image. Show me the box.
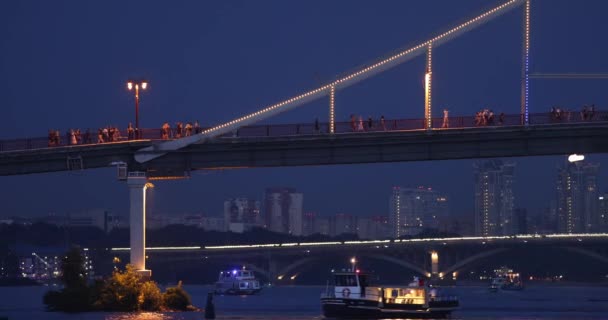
[334,275,358,286]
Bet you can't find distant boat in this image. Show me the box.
[320,262,458,319]
[489,266,524,292]
[214,269,261,295]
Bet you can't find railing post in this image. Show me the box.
[424,43,433,130]
[296,124,300,135]
[266,125,270,136]
[329,85,336,134]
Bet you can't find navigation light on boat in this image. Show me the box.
[356,269,360,273]
[233,270,237,275]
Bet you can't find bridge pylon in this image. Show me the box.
[127,171,152,278]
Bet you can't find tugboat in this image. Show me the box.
[214,268,261,295]
[320,259,458,319]
[489,266,524,292]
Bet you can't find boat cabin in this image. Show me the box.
[218,269,255,280]
[332,271,374,300]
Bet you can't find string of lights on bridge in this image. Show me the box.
[199,0,526,137]
[135,0,530,164]
[108,233,608,252]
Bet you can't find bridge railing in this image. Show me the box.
[0,111,606,153]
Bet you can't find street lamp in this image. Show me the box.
[127,80,149,139]
[350,257,356,272]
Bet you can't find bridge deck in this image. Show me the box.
[0,121,607,176]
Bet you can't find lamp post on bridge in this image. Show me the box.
[127,80,149,139]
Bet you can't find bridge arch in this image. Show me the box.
[365,254,429,276]
[272,254,429,281]
[441,248,509,276]
[562,247,608,265]
[441,245,608,276]
[276,257,319,280]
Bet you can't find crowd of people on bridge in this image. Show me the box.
[48,129,93,146]
[160,121,201,139]
[44,103,605,148]
[349,115,387,132]
[47,121,204,147]
[551,104,598,122]
[474,109,506,126]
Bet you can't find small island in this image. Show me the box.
[43,247,197,312]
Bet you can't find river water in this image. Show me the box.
[1,284,607,319]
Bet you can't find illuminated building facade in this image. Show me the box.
[264,188,303,235]
[474,160,515,236]
[223,198,261,233]
[389,186,449,238]
[556,160,600,233]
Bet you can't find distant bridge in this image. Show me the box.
[111,233,608,282]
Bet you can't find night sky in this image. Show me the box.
[1,0,607,219]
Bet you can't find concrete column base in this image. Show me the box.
[137,269,152,280]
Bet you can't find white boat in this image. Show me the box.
[214,269,261,295]
[320,264,458,319]
[489,266,524,292]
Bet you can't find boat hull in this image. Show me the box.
[321,298,456,319]
[215,288,262,295]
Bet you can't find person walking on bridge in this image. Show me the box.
[357,116,364,132]
[127,123,134,140]
[442,109,449,128]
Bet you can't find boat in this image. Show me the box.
[489,266,524,292]
[320,262,458,319]
[214,268,261,295]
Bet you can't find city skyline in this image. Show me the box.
[5,155,608,238]
[3,155,607,220]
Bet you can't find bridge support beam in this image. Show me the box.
[329,85,336,134]
[128,172,152,278]
[424,44,433,130]
[521,0,530,125]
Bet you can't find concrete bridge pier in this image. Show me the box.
[430,251,439,279]
[128,172,152,278]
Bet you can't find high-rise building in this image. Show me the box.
[302,212,316,236]
[314,216,331,236]
[264,188,303,235]
[332,213,357,236]
[357,215,390,240]
[556,160,600,233]
[389,186,449,238]
[473,160,515,236]
[224,198,261,233]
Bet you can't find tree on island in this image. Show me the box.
[43,247,94,312]
[44,247,194,312]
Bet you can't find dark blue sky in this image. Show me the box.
[1,0,607,219]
